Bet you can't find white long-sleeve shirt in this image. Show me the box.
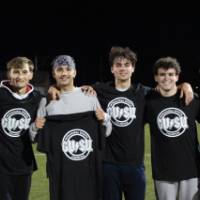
[30,87,112,140]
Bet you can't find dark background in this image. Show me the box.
[1,3,200,90]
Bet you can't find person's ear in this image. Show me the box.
[131,66,135,73]
[111,66,114,74]
[73,69,77,78]
[175,74,179,83]
[29,71,33,80]
[154,75,158,83]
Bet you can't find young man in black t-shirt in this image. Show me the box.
[93,47,148,200]
[145,57,200,200]
[0,57,44,200]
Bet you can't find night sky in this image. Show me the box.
[1,3,200,89]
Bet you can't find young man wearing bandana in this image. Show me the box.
[32,55,112,200]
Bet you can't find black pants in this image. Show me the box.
[0,173,32,200]
[103,163,146,200]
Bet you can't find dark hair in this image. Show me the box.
[153,57,181,75]
[109,46,137,67]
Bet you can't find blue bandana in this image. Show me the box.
[52,55,76,69]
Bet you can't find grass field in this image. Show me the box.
[29,125,157,200]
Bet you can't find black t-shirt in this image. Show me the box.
[37,111,104,200]
[94,82,150,165]
[0,87,42,175]
[145,91,200,181]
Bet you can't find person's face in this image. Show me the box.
[53,65,76,87]
[8,64,33,90]
[154,68,179,92]
[111,57,134,81]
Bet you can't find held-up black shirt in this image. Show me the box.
[37,111,105,200]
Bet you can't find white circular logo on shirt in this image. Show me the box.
[107,97,136,127]
[157,107,188,137]
[61,129,93,161]
[1,108,31,137]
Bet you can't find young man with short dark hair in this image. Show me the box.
[145,57,200,200]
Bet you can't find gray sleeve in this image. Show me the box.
[29,97,47,141]
[102,113,112,137]
[37,98,47,117]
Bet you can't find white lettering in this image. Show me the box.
[159,117,188,130]
[2,117,31,130]
[63,139,93,153]
[107,107,135,119]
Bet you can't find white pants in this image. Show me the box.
[155,178,199,200]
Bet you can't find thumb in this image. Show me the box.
[180,89,183,98]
